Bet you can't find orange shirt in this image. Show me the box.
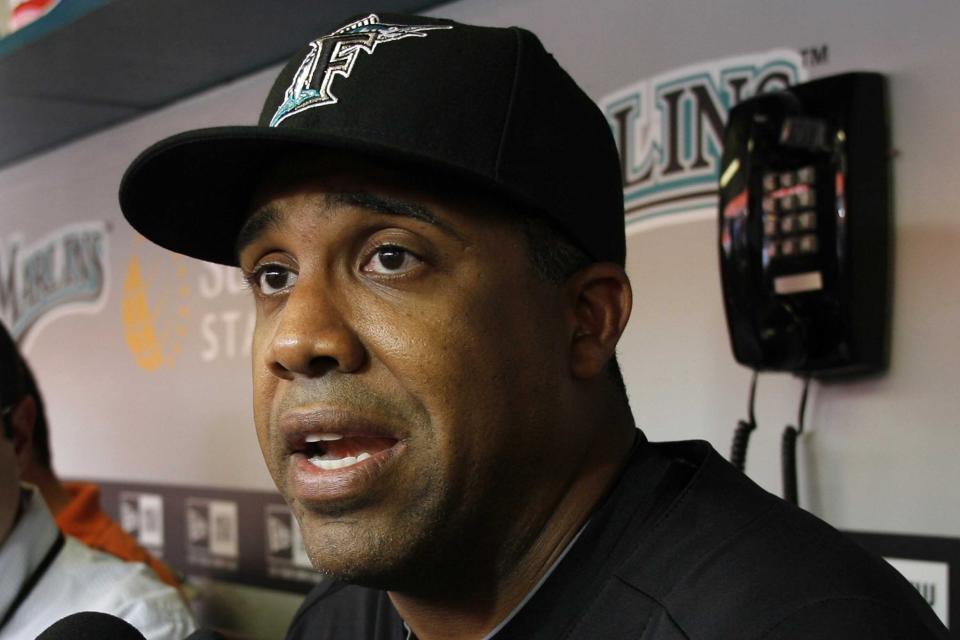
[55,482,181,589]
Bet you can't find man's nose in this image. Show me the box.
[263,279,366,379]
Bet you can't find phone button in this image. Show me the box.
[799,234,819,254]
[798,212,817,231]
[780,171,797,187]
[764,217,778,236]
[780,215,797,234]
[797,166,816,184]
[763,173,778,192]
[765,241,779,259]
[781,238,798,256]
[797,188,816,208]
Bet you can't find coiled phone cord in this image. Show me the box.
[730,370,759,472]
[782,376,811,506]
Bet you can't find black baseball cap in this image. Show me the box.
[119,13,625,266]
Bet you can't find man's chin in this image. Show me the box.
[298,522,401,583]
[300,521,447,592]
[309,552,419,591]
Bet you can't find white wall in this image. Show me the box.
[0,0,956,546]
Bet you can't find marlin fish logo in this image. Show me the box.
[270,14,452,127]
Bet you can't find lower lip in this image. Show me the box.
[287,441,403,505]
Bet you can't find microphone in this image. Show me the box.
[184,630,228,639]
[36,611,146,639]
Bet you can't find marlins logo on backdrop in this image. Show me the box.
[270,14,452,126]
[600,50,807,227]
[0,222,108,349]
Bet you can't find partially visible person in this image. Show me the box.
[0,321,196,639]
[14,343,181,589]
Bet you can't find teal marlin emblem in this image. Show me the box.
[269,14,452,127]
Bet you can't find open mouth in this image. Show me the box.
[301,433,399,471]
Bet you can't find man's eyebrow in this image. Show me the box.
[235,205,283,259]
[234,191,463,260]
[330,192,461,239]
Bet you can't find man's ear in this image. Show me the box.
[564,263,632,380]
[10,395,36,466]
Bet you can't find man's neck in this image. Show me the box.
[389,423,638,640]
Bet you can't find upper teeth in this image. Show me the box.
[308,452,372,470]
[305,433,344,443]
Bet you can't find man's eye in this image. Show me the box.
[256,266,297,294]
[363,246,422,275]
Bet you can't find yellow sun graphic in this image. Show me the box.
[121,237,191,371]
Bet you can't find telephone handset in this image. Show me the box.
[718,73,891,377]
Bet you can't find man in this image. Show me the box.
[0,322,196,639]
[14,337,181,589]
[119,13,948,640]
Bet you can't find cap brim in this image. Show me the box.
[120,125,521,266]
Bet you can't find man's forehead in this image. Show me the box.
[238,190,449,247]
[236,154,510,251]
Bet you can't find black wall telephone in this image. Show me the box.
[718,72,891,377]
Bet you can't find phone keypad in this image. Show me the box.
[761,167,820,262]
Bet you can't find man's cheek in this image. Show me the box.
[250,318,273,369]
[250,368,278,448]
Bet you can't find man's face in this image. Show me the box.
[239,161,590,589]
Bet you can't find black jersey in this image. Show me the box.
[286,439,948,639]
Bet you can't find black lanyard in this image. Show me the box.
[0,531,65,631]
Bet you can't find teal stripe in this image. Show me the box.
[11,282,101,338]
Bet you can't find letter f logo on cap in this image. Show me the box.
[269,14,452,127]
